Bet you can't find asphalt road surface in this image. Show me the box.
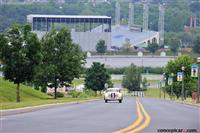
[86,56,174,68]
[1,97,199,133]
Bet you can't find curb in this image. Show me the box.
[0,98,101,116]
[143,96,200,107]
[174,101,200,108]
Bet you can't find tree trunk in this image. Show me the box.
[16,83,20,102]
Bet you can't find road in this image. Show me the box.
[1,97,199,133]
[86,56,174,68]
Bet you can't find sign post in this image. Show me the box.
[197,57,200,103]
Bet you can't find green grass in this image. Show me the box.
[145,88,170,99]
[72,79,123,86]
[0,97,101,110]
[72,79,84,86]
[144,88,200,105]
[147,80,159,84]
[111,79,122,84]
[0,78,101,110]
[0,78,50,102]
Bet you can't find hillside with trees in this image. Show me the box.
[0,0,199,32]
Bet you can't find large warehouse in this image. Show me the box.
[27,14,159,51]
[27,14,112,51]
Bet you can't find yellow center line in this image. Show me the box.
[127,100,151,133]
[113,98,143,133]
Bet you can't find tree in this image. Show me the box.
[35,28,86,99]
[122,64,142,92]
[192,36,200,54]
[164,55,197,99]
[122,38,132,53]
[147,43,159,55]
[169,37,180,55]
[96,40,107,54]
[141,77,148,91]
[0,24,41,102]
[85,62,112,93]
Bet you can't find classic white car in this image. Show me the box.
[104,88,123,103]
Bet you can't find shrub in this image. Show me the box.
[47,92,64,98]
[68,90,81,98]
[84,89,96,97]
[107,67,164,75]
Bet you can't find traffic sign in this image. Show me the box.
[168,77,173,85]
[191,65,198,78]
[177,72,183,81]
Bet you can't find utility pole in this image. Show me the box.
[158,4,165,46]
[143,0,149,31]
[181,66,185,101]
[197,57,200,103]
[115,1,120,27]
[159,81,162,98]
[129,2,134,29]
[162,73,166,99]
[170,73,174,100]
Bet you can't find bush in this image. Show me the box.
[107,67,164,75]
[78,93,88,98]
[67,89,99,98]
[107,67,127,74]
[47,92,64,98]
[142,67,164,74]
[68,90,81,98]
[84,89,96,97]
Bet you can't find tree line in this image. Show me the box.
[164,55,198,99]
[0,0,199,32]
[0,24,86,102]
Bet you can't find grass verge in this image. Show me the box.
[145,88,200,106]
[0,96,102,110]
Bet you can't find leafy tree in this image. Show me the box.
[164,55,197,99]
[85,62,112,93]
[0,24,41,102]
[192,36,200,54]
[35,28,85,99]
[96,40,107,54]
[122,38,132,53]
[122,64,142,92]
[147,43,159,55]
[169,37,180,55]
[141,77,148,91]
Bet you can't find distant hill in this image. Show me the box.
[0,78,50,102]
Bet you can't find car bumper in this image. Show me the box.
[104,97,123,101]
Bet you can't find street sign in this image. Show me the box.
[105,83,108,89]
[197,57,200,63]
[168,77,173,85]
[191,65,198,78]
[177,72,183,81]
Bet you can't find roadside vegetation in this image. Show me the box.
[0,77,101,109]
[0,24,99,105]
[144,88,169,99]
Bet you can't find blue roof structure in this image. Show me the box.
[111,25,159,47]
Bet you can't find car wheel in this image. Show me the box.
[105,100,108,103]
[119,100,122,103]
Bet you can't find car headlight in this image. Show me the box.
[104,93,109,98]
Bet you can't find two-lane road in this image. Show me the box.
[1,97,199,133]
